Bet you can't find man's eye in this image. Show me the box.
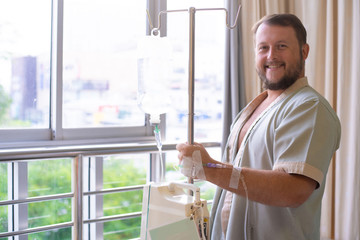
[258,46,268,51]
[278,44,287,49]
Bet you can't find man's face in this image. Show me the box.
[255,24,308,90]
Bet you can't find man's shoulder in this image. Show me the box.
[291,85,323,102]
[283,85,340,126]
[290,86,334,111]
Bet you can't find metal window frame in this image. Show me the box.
[7,161,28,240]
[0,0,161,147]
[0,1,223,239]
[83,156,104,240]
[0,141,220,239]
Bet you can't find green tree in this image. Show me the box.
[103,156,146,239]
[0,84,12,124]
[28,159,72,240]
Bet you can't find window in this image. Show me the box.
[0,0,225,145]
[0,0,225,239]
[0,0,149,144]
[62,1,145,128]
[0,0,51,129]
[27,158,72,238]
[83,154,148,239]
[165,0,226,143]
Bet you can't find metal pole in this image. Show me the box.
[73,155,83,240]
[188,7,196,185]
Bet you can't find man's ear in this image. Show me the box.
[302,43,310,60]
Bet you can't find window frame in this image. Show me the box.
[0,0,225,239]
[0,0,167,149]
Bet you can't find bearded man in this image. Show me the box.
[177,14,341,240]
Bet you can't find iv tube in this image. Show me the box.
[153,125,164,182]
[154,125,162,150]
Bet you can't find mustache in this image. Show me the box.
[264,61,285,67]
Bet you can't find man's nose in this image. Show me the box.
[267,47,278,60]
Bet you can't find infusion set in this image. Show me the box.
[140,182,210,240]
[136,30,172,125]
[137,33,210,238]
[136,5,244,238]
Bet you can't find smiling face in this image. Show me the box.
[255,23,309,90]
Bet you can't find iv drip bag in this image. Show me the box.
[137,31,173,123]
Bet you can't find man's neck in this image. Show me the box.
[266,89,285,103]
[265,75,306,102]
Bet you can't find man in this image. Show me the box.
[177,14,341,240]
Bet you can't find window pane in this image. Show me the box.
[104,190,143,216]
[103,154,147,189]
[28,199,72,228]
[63,0,146,128]
[27,159,72,231]
[0,0,51,129]
[102,217,141,240]
[0,205,7,233]
[27,227,72,240]
[28,158,72,197]
[0,163,6,234]
[166,0,225,142]
[0,163,6,201]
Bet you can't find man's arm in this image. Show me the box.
[176,142,317,208]
[205,166,317,208]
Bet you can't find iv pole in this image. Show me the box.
[147,5,242,185]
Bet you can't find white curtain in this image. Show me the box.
[233,0,360,239]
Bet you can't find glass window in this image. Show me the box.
[63,0,146,128]
[102,154,146,222]
[0,163,6,201]
[83,154,146,239]
[0,0,51,129]
[103,154,147,188]
[0,0,225,145]
[27,227,72,240]
[27,159,72,232]
[0,0,226,239]
[101,217,142,240]
[0,205,7,234]
[0,163,7,234]
[103,191,143,216]
[28,199,72,228]
[28,158,72,197]
[165,0,225,143]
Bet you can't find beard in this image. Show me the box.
[257,54,305,90]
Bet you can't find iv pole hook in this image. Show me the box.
[146,5,242,32]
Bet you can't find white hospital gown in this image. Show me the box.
[210,77,341,240]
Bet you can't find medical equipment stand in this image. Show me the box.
[147,5,241,184]
[140,6,242,240]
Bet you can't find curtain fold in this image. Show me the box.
[222,0,246,151]
[335,0,360,239]
[223,0,360,239]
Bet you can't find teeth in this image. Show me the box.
[266,64,283,69]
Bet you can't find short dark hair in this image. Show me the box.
[252,14,307,46]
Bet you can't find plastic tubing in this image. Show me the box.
[203,163,232,169]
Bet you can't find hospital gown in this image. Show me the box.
[210,77,341,240]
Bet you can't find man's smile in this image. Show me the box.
[265,62,285,70]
